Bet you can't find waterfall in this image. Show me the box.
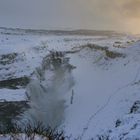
[17,51,75,129]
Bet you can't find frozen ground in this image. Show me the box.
[0,28,140,139]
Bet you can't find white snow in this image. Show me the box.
[0,28,140,139]
[0,89,26,101]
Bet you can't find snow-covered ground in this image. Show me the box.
[0,28,140,139]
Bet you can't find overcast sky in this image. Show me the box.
[0,0,140,33]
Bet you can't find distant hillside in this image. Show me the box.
[0,27,123,36]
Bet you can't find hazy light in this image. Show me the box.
[0,0,139,33]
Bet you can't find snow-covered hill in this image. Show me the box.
[0,28,140,139]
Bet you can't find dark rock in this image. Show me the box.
[130,101,140,114]
[115,119,122,127]
[0,77,30,89]
[0,101,29,130]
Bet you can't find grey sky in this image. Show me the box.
[0,0,140,33]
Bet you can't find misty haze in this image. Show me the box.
[0,0,140,140]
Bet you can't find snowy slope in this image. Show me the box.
[0,28,140,139]
[63,41,140,139]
